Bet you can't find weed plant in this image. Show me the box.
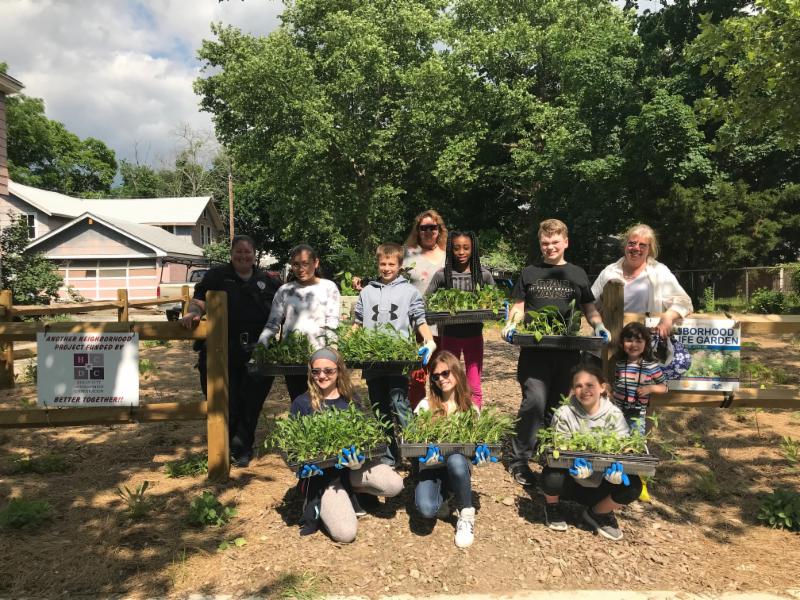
[218,537,247,552]
[693,470,721,500]
[268,404,390,463]
[253,331,314,365]
[0,498,53,530]
[115,481,152,520]
[188,491,237,527]
[780,436,799,465]
[333,324,418,362]
[165,454,208,478]
[758,489,800,531]
[516,300,583,340]
[425,285,507,314]
[22,359,37,384]
[9,453,69,474]
[401,408,515,444]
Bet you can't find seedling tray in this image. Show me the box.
[542,448,659,477]
[248,363,307,376]
[349,360,422,372]
[511,334,605,352]
[425,309,501,326]
[399,441,502,460]
[280,444,389,470]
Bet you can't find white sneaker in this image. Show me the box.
[455,507,475,548]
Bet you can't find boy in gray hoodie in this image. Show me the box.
[353,242,436,465]
[539,365,643,541]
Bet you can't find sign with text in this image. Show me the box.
[646,318,740,392]
[37,332,139,407]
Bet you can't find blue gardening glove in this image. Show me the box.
[594,323,611,343]
[419,444,444,469]
[501,321,517,343]
[604,462,630,486]
[297,463,324,479]
[417,339,437,366]
[569,457,593,479]
[472,443,498,466]
[335,445,365,470]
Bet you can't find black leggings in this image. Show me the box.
[540,467,642,507]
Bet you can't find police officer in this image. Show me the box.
[181,234,280,467]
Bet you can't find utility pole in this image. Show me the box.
[228,163,234,242]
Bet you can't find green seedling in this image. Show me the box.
[752,407,764,437]
[115,481,152,520]
[536,413,649,456]
[188,491,237,527]
[689,432,705,449]
[0,498,53,530]
[165,454,208,478]
[425,285,507,315]
[139,358,156,378]
[274,571,324,600]
[732,408,749,423]
[758,489,800,531]
[9,453,69,474]
[402,408,516,444]
[331,324,418,363]
[268,404,390,464]
[653,439,682,462]
[516,300,583,341]
[780,436,799,465]
[252,331,314,365]
[217,537,247,552]
[693,470,720,500]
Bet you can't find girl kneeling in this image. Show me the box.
[290,348,403,543]
[414,351,495,548]
[540,365,642,541]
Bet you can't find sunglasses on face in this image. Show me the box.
[430,369,451,382]
[311,367,337,377]
[419,224,440,233]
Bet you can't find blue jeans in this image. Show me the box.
[365,373,411,465]
[415,453,473,518]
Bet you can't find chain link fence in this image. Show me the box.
[673,266,799,306]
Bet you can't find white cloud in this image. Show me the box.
[0,0,282,168]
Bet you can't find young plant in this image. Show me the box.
[401,408,516,444]
[139,358,156,379]
[188,491,237,527]
[0,498,53,530]
[516,300,583,340]
[9,453,69,474]
[252,331,314,365]
[780,436,799,465]
[115,481,152,520]
[165,454,208,478]
[536,415,649,456]
[693,470,720,500]
[332,324,418,363]
[425,285,507,315]
[268,404,390,464]
[758,489,800,531]
[218,537,247,552]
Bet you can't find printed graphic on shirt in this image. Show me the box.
[526,278,575,301]
[372,303,399,321]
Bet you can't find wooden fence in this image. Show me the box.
[0,288,232,482]
[600,280,800,408]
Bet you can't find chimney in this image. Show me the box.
[0,72,24,196]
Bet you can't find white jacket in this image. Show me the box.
[591,258,693,318]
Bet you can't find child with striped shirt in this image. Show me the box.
[613,322,668,434]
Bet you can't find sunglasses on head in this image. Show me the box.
[311,367,337,377]
[419,224,440,232]
[430,369,451,382]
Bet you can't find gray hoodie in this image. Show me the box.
[550,396,630,488]
[354,276,427,337]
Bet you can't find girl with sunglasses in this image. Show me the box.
[413,351,494,548]
[289,348,403,543]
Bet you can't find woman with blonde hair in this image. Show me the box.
[591,224,692,338]
[289,348,403,543]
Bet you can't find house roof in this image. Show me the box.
[0,72,24,95]
[8,180,217,226]
[26,212,205,259]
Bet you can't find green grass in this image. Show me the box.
[0,498,54,530]
[8,453,69,474]
[165,454,208,478]
[116,481,152,520]
[273,572,324,600]
[693,471,720,500]
[142,339,171,349]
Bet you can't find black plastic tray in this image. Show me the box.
[399,441,502,460]
[348,360,422,372]
[425,309,501,326]
[248,363,307,376]
[280,444,389,470]
[511,333,605,351]
[542,448,659,477]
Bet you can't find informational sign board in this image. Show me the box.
[37,332,139,407]
[646,318,740,392]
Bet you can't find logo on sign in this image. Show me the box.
[73,353,104,380]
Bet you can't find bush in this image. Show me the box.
[749,288,788,314]
[0,498,53,530]
[758,489,800,531]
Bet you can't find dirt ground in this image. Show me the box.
[1,328,800,599]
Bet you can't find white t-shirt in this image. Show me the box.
[624,272,651,313]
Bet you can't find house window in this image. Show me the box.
[200,227,206,246]
[26,214,36,239]
[206,226,212,244]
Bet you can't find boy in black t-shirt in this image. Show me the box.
[501,219,610,487]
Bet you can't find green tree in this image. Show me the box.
[0,213,63,304]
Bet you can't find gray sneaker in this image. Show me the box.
[582,507,623,541]
[544,502,568,532]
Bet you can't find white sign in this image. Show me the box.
[647,318,741,392]
[37,332,140,407]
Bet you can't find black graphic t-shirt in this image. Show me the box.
[511,262,595,324]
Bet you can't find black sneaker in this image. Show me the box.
[510,464,537,487]
[582,507,623,541]
[231,452,252,468]
[544,502,568,531]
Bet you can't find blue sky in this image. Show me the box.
[1,0,663,170]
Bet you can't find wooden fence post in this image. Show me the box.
[117,289,129,322]
[0,290,13,389]
[601,280,624,385]
[205,290,230,482]
[181,285,191,316]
